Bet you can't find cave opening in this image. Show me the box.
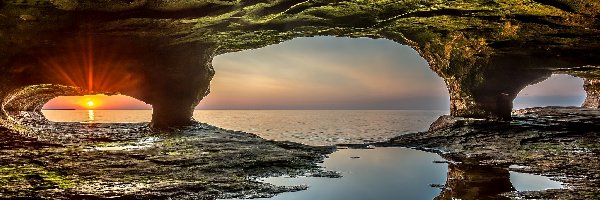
[200,36,451,111]
[32,36,454,143]
[42,94,151,123]
[513,74,586,110]
[195,36,451,145]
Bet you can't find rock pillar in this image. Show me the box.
[141,43,216,128]
[582,79,599,108]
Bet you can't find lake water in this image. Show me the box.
[42,110,447,146]
[41,110,563,199]
[227,147,563,200]
[241,147,449,200]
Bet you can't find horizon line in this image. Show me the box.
[42,108,452,111]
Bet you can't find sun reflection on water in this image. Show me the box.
[87,110,95,123]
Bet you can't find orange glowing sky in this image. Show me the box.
[44,94,151,110]
[42,37,586,110]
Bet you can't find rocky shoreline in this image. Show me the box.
[0,115,335,200]
[380,107,600,199]
[1,107,599,199]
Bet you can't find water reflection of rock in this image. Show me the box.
[435,163,513,200]
[389,107,599,199]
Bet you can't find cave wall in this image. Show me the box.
[1,0,600,128]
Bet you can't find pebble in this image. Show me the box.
[20,14,37,21]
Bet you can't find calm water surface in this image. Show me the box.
[226,147,563,200]
[236,147,449,200]
[42,110,446,146]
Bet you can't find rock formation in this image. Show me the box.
[583,79,599,108]
[1,0,600,128]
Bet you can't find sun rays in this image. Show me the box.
[38,35,142,95]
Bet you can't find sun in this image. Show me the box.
[86,100,95,107]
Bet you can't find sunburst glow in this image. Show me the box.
[43,94,151,110]
[38,35,142,95]
[86,100,95,107]
[83,97,97,109]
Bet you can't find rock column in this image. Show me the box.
[141,42,216,128]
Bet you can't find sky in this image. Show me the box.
[513,74,585,109]
[42,37,586,110]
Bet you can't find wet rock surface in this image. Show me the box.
[383,107,600,199]
[0,114,334,199]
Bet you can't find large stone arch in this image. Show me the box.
[1,0,600,129]
[0,34,216,129]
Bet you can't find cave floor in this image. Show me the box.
[385,107,600,199]
[0,119,333,200]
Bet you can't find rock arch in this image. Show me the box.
[0,84,83,131]
[1,0,600,129]
[0,34,216,129]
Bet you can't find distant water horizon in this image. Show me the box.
[42,95,584,111]
[41,95,584,146]
[42,108,450,111]
[42,110,447,146]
